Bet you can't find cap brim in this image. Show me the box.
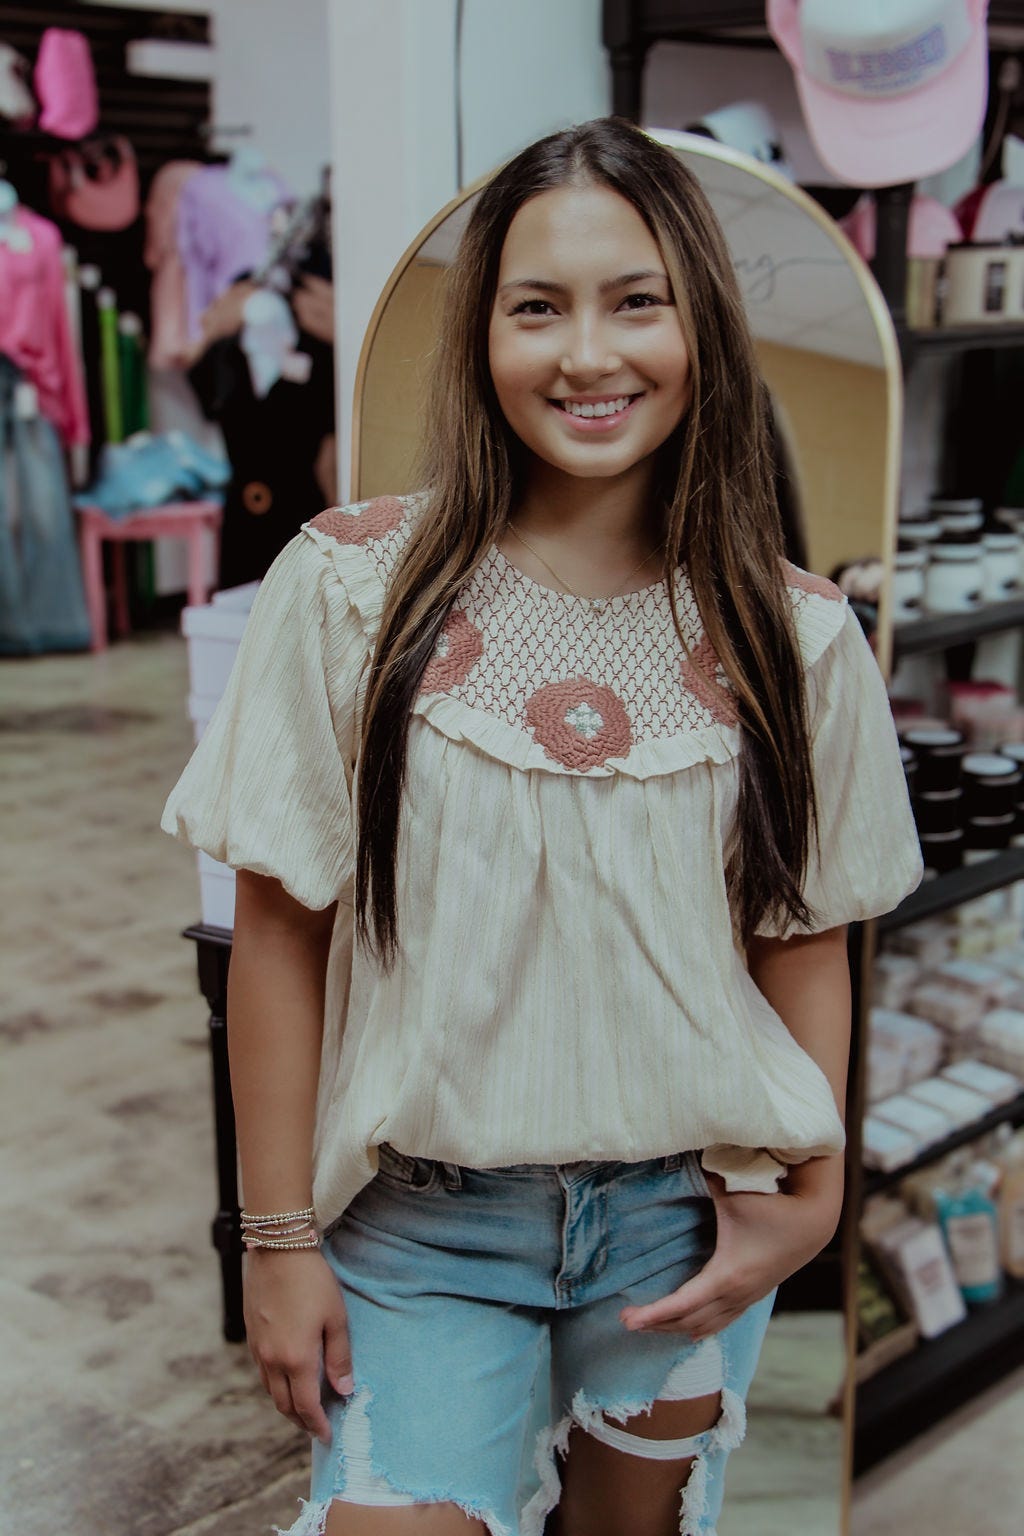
[793,23,988,188]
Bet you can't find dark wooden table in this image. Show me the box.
[184,922,245,1341]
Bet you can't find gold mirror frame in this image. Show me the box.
[350,132,905,1533]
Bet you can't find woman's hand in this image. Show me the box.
[244,1248,353,1444]
[619,1166,843,1340]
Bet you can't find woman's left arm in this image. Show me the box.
[621,923,851,1339]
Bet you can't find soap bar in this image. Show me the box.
[870,1008,944,1080]
[872,1092,955,1146]
[906,982,981,1038]
[862,1115,918,1172]
[906,1076,991,1129]
[933,959,1021,1009]
[887,920,954,967]
[873,1217,967,1338]
[941,1057,1021,1105]
[873,954,921,1010]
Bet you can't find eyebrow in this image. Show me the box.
[498,269,669,297]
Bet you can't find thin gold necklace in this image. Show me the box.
[507,523,666,611]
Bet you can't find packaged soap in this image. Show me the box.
[872,953,921,1010]
[872,1217,968,1337]
[941,1057,1021,1105]
[886,920,955,966]
[867,1041,906,1103]
[990,1126,1024,1279]
[906,982,981,1041]
[869,1008,944,1081]
[933,1155,1003,1304]
[862,1115,918,1173]
[933,959,1021,1009]
[906,1076,992,1130]
[977,1009,1024,1076]
[871,1092,955,1147]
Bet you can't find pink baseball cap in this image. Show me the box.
[767,0,990,188]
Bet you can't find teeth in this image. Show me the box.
[562,395,634,418]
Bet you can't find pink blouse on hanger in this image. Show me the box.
[0,206,89,445]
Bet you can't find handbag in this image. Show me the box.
[49,137,140,231]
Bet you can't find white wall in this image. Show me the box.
[643,41,836,186]
[328,0,608,500]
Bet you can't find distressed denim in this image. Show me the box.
[280,1146,777,1536]
[0,354,90,655]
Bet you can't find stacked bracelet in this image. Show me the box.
[241,1205,320,1251]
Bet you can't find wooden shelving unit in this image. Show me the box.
[893,597,1024,658]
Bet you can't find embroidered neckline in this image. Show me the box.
[486,542,676,612]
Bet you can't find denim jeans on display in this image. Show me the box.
[280,1146,777,1536]
[0,354,90,655]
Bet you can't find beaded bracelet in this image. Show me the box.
[241,1205,320,1252]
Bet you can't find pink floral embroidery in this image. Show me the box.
[310,496,406,546]
[679,636,738,727]
[420,609,484,693]
[525,679,633,771]
[781,559,843,602]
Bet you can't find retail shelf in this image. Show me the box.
[877,848,1024,932]
[892,597,1024,657]
[863,1090,1024,1197]
[854,1275,1024,1474]
[900,323,1024,358]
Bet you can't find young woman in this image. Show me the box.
[162,119,921,1536]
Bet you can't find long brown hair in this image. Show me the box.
[355,118,816,966]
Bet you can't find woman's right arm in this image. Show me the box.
[228,868,353,1444]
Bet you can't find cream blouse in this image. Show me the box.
[162,493,923,1228]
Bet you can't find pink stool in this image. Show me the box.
[76,500,223,652]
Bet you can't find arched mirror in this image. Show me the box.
[351,132,903,1534]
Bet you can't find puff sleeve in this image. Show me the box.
[756,605,923,938]
[160,533,364,910]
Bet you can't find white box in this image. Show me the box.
[198,850,235,930]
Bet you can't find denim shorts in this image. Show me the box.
[279,1146,777,1536]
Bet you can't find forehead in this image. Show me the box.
[496,183,665,280]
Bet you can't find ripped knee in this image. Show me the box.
[569,1340,748,1534]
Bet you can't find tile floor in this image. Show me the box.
[7,626,1013,1535]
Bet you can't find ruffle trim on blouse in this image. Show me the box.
[412,688,741,780]
[782,563,850,669]
[301,519,386,644]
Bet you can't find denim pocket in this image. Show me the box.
[684,1149,712,1199]
[375,1142,443,1193]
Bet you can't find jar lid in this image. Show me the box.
[930,541,982,559]
[903,727,964,747]
[982,532,1020,550]
[962,752,1022,781]
[898,519,942,541]
[919,828,965,844]
[895,547,927,566]
[998,742,1024,764]
[930,498,983,515]
[899,745,916,766]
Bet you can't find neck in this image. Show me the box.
[513,457,664,554]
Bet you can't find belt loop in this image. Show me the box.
[442,1161,463,1190]
[663,1152,683,1173]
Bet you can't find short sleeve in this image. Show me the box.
[756,607,923,938]
[160,533,363,910]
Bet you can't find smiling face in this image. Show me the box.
[487,181,692,493]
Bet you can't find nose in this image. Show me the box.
[559,312,621,381]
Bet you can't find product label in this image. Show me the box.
[946,1212,999,1288]
[1007,1196,1024,1269]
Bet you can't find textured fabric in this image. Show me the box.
[161,493,923,1225]
[176,164,290,342]
[143,160,202,369]
[0,207,90,445]
[280,1148,773,1536]
[0,354,90,654]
